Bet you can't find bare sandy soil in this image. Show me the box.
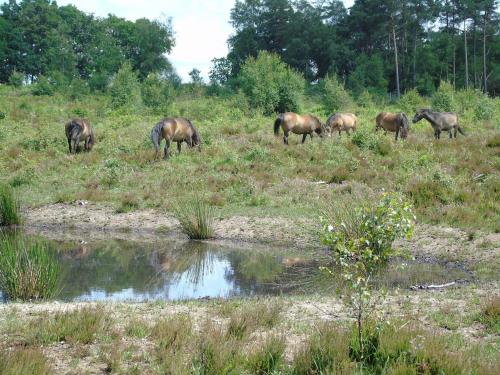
[24,202,500,265]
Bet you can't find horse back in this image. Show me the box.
[66,118,91,138]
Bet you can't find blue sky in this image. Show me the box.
[5,0,354,81]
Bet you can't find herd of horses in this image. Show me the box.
[65,108,465,158]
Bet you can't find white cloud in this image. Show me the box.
[5,0,354,82]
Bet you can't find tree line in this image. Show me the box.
[0,0,177,89]
[1,0,498,97]
[213,0,499,96]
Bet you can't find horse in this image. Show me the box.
[150,117,201,159]
[375,112,410,140]
[326,113,358,136]
[412,109,465,140]
[273,112,325,145]
[65,118,95,154]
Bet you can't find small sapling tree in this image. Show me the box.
[320,193,415,357]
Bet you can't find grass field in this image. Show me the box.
[0,86,499,232]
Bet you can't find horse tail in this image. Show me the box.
[457,126,465,136]
[274,113,284,135]
[399,112,410,139]
[150,121,164,151]
[67,120,82,140]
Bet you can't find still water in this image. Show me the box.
[1,235,472,302]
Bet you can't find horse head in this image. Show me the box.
[413,108,428,123]
[312,116,324,137]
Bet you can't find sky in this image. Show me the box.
[6,0,355,82]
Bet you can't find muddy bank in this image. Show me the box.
[24,203,500,264]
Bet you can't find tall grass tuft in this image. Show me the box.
[175,198,215,240]
[0,348,52,375]
[0,184,21,226]
[0,236,59,301]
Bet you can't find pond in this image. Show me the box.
[0,233,472,302]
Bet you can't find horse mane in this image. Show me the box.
[150,120,166,150]
[186,119,201,145]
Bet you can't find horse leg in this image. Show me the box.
[454,127,458,138]
[309,133,313,140]
[177,141,182,154]
[395,129,399,141]
[302,134,307,144]
[72,135,80,154]
[84,136,90,151]
[67,138,72,153]
[448,130,452,139]
[163,140,171,159]
[283,131,289,145]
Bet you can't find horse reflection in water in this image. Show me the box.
[150,242,217,286]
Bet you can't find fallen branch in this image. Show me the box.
[410,281,456,291]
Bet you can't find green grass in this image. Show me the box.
[473,297,500,334]
[0,348,52,375]
[0,236,59,301]
[0,184,21,226]
[0,86,499,232]
[175,198,216,240]
[26,306,110,345]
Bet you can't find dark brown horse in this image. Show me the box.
[375,112,410,140]
[274,112,325,145]
[65,118,95,154]
[151,117,201,159]
[412,109,465,139]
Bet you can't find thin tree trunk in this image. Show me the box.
[464,19,469,89]
[393,26,400,98]
[483,11,488,93]
[413,33,417,88]
[473,21,477,88]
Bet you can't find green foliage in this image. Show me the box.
[431,81,456,112]
[246,336,285,374]
[108,62,142,109]
[8,70,24,87]
[321,74,354,112]
[399,89,426,114]
[0,236,59,301]
[351,130,391,156]
[0,184,21,226]
[473,297,500,334]
[189,68,204,85]
[238,51,304,115]
[175,198,215,240]
[321,193,415,355]
[348,53,388,97]
[474,94,496,121]
[0,111,5,120]
[31,75,54,96]
[141,73,175,113]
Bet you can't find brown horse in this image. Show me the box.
[273,112,325,145]
[375,112,410,140]
[151,117,201,159]
[412,109,465,139]
[65,118,95,154]
[326,113,358,136]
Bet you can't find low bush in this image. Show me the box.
[0,184,21,226]
[431,81,456,112]
[0,236,59,301]
[175,198,215,240]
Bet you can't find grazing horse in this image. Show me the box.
[375,112,410,140]
[412,109,465,140]
[65,118,95,154]
[273,112,325,145]
[150,117,201,159]
[326,113,358,136]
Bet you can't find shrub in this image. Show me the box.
[68,78,90,100]
[0,236,59,301]
[321,193,415,356]
[0,111,5,120]
[238,51,304,115]
[108,62,142,109]
[321,74,354,112]
[141,73,175,113]
[474,94,495,121]
[431,81,456,112]
[399,89,425,114]
[8,70,24,88]
[246,336,285,374]
[175,198,215,240]
[357,89,374,108]
[0,184,21,226]
[473,297,500,334]
[31,75,54,96]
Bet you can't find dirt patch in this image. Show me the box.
[24,203,500,265]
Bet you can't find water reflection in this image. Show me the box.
[0,233,472,303]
